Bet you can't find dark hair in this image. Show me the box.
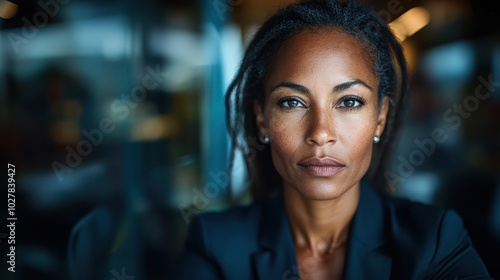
[225,0,409,200]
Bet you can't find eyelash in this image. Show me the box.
[338,95,367,110]
[276,95,366,110]
[276,96,305,109]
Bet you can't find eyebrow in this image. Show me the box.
[270,79,373,95]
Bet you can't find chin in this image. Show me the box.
[292,180,351,200]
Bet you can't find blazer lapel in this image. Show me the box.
[252,194,298,280]
[343,239,392,279]
[343,184,393,280]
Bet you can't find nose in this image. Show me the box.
[305,108,337,146]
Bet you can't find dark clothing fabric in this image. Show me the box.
[177,184,491,279]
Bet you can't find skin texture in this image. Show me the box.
[254,27,390,279]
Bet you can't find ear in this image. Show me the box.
[375,97,390,138]
[253,100,268,136]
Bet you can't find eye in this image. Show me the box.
[277,97,305,109]
[337,96,366,109]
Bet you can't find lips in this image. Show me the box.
[298,157,345,177]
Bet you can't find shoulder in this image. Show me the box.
[193,198,266,231]
[192,200,264,234]
[185,199,266,257]
[358,185,458,245]
[381,193,453,234]
[378,193,490,278]
[379,193,465,250]
[176,200,268,279]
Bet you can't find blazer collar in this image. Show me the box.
[252,193,298,279]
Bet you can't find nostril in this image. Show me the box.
[306,131,336,146]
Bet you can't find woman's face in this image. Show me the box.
[255,28,389,200]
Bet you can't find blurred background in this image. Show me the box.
[0,0,499,279]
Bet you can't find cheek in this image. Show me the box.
[266,106,294,135]
[336,113,377,165]
[266,110,303,157]
[265,108,308,173]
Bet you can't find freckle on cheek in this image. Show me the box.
[268,116,289,135]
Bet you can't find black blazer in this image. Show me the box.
[177,184,491,279]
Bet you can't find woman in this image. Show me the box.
[177,0,491,279]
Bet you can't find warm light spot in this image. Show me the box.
[131,115,179,141]
[390,21,407,42]
[51,121,81,145]
[0,1,18,19]
[389,7,430,41]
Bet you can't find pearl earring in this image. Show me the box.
[373,136,380,143]
[259,135,270,144]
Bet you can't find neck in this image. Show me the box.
[283,183,360,258]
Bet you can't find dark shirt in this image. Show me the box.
[177,184,492,279]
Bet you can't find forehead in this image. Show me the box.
[265,27,376,88]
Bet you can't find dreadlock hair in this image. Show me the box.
[225,0,409,200]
